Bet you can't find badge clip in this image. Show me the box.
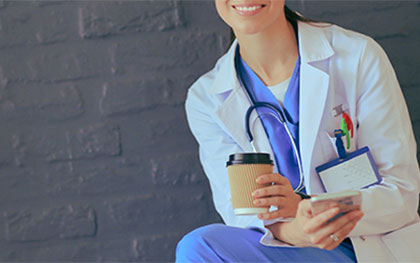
[332,104,347,117]
[334,129,347,159]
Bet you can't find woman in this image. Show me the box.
[177,1,420,262]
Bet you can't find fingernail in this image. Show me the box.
[355,211,364,218]
[252,191,258,196]
[260,214,267,219]
[254,200,260,205]
[256,177,262,183]
[330,207,339,214]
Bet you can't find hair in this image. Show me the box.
[228,5,318,47]
[284,5,318,23]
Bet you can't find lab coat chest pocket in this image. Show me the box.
[319,114,357,161]
[380,221,420,261]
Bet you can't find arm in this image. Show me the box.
[349,37,420,236]
[267,200,364,250]
[185,85,264,229]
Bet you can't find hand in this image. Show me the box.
[252,173,301,219]
[273,200,364,250]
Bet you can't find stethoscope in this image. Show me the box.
[243,89,305,192]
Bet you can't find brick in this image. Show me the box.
[335,3,420,39]
[68,123,121,159]
[301,1,402,20]
[402,87,420,122]
[10,123,121,164]
[150,151,205,185]
[0,237,161,262]
[0,133,13,167]
[181,1,230,32]
[0,2,75,48]
[33,1,64,7]
[99,78,171,116]
[379,38,420,87]
[45,160,152,196]
[4,204,96,242]
[0,83,83,121]
[0,240,97,262]
[99,74,198,117]
[10,132,68,165]
[109,31,227,75]
[133,233,181,262]
[69,239,134,262]
[78,0,182,39]
[412,120,420,146]
[0,66,7,90]
[294,2,420,40]
[0,0,7,9]
[85,238,141,262]
[104,193,208,236]
[0,44,109,82]
[0,167,38,203]
[116,106,193,156]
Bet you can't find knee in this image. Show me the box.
[176,224,225,261]
[177,224,224,251]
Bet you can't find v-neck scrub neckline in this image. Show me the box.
[267,76,292,107]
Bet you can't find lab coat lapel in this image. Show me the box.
[213,42,276,162]
[299,63,330,190]
[298,22,334,191]
[217,87,276,163]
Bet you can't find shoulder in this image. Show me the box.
[185,64,218,115]
[301,22,392,80]
[321,23,387,63]
[186,46,234,111]
[325,23,394,78]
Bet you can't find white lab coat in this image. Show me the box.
[185,21,420,262]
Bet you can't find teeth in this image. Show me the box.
[235,5,262,12]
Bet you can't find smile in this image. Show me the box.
[232,4,266,16]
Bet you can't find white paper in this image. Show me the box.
[319,153,378,193]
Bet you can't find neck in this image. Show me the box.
[235,17,298,86]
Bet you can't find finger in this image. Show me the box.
[253,196,286,207]
[258,209,285,220]
[256,173,289,185]
[323,212,363,250]
[311,210,364,248]
[252,185,288,198]
[298,199,313,218]
[302,207,340,234]
[325,214,361,250]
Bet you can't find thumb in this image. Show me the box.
[299,200,313,218]
[298,200,313,218]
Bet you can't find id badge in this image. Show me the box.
[315,147,382,193]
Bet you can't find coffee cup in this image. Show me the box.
[226,153,273,215]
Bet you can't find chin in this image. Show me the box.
[233,23,266,36]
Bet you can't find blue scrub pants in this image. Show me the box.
[176,224,356,262]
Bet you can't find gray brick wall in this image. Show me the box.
[0,1,418,262]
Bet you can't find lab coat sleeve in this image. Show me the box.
[185,83,293,247]
[349,36,420,237]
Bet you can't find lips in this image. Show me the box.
[232,4,266,16]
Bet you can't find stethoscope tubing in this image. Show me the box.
[243,90,305,192]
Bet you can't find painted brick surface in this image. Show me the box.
[4,205,96,242]
[1,83,83,121]
[78,1,182,39]
[0,0,419,262]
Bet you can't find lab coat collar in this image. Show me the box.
[298,21,335,63]
[210,21,335,95]
[210,39,241,95]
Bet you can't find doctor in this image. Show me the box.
[176,0,420,262]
